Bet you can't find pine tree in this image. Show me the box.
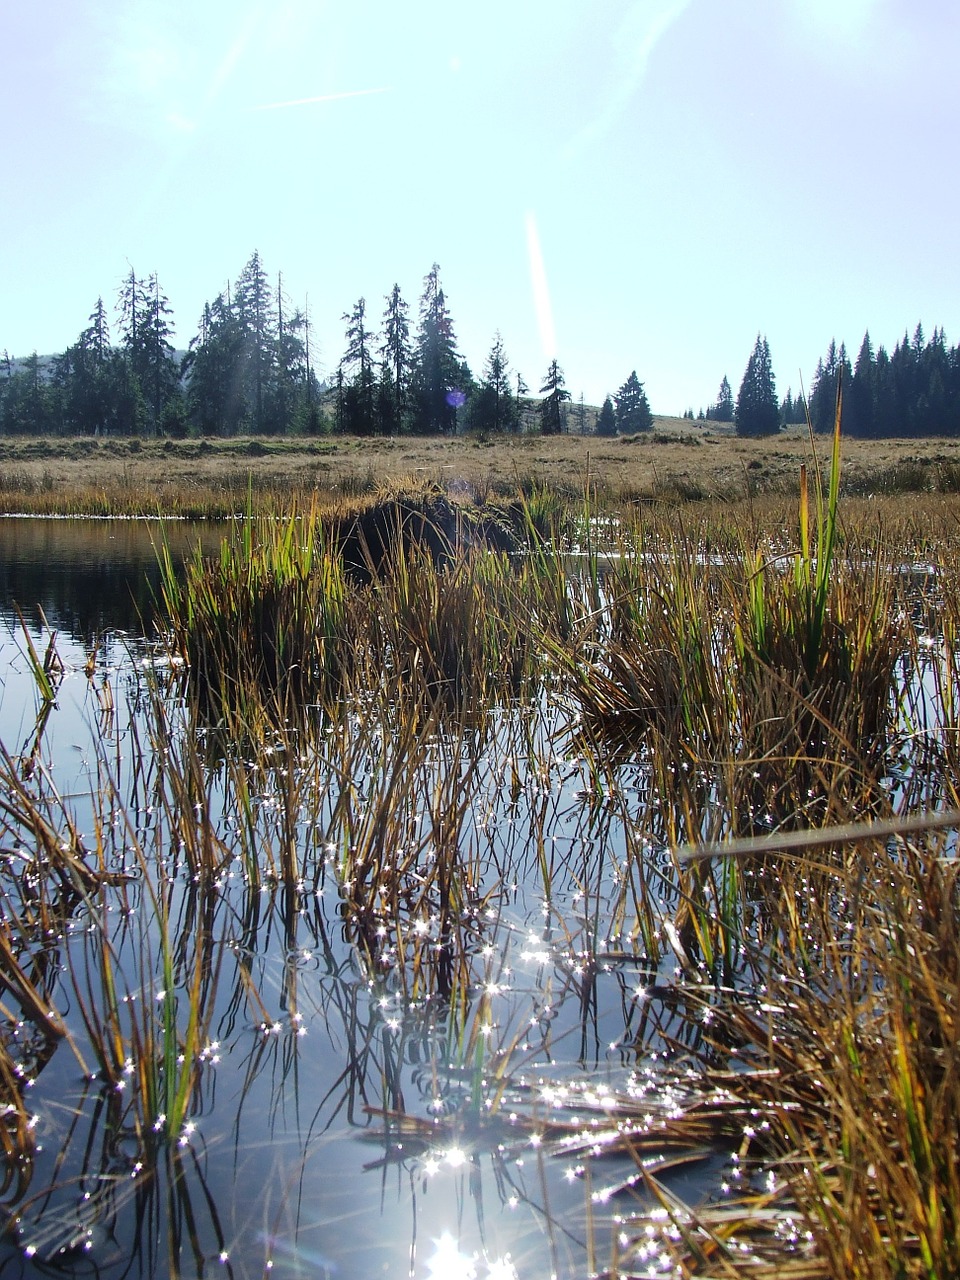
[614,371,653,433]
[275,276,316,435]
[234,251,277,433]
[184,293,245,435]
[735,335,780,437]
[340,298,377,435]
[54,299,144,435]
[0,352,54,434]
[889,334,919,435]
[573,392,588,434]
[809,339,852,434]
[539,359,570,435]
[85,297,111,365]
[184,253,309,435]
[116,269,149,366]
[117,270,178,434]
[595,395,616,437]
[515,371,530,433]
[847,332,875,438]
[917,326,950,434]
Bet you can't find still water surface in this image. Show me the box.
[0,518,695,1280]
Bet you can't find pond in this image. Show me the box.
[0,518,714,1280]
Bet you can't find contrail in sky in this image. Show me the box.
[255,87,391,110]
[564,0,691,157]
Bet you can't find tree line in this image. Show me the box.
[689,325,960,439]
[0,255,605,440]
[3,253,959,439]
[0,256,321,439]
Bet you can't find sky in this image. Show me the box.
[2,0,959,415]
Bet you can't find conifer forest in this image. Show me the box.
[2,253,959,440]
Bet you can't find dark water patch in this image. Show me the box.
[0,517,225,638]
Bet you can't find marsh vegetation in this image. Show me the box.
[0,409,959,1277]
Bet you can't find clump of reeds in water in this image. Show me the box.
[565,386,902,840]
[159,496,354,727]
[159,485,551,731]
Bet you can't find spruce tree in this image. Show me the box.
[466,333,517,434]
[574,392,587,434]
[184,293,246,436]
[340,297,377,435]
[515,372,530,432]
[1,352,54,434]
[595,395,616,437]
[234,252,277,434]
[539,360,570,435]
[410,264,466,434]
[614,371,652,433]
[713,375,734,422]
[54,299,144,435]
[809,340,852,434]
[848,332,875,438]
[117,270,178,434]
[735,335,780,437]
[275,277,315,435]
[380,284,411,435]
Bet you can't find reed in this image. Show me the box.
[564,389,902,851]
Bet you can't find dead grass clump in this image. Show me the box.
[329,486,519,584]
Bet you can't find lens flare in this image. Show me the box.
[524,211,556,361]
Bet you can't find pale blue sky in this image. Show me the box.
[2,0,958,414]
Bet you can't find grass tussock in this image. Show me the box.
[565,391,902,844]
[159,496,355,726]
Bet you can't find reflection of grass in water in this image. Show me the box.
[2,456,960,1275]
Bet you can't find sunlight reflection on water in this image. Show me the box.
[0,526,672,1278]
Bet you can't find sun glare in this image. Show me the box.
[426,1233,477,1279]
[425,1234,518,1280]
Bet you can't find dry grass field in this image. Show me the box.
[0,417,959,514]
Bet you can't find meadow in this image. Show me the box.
[0,418,960,515]
[0,409,959,1277]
